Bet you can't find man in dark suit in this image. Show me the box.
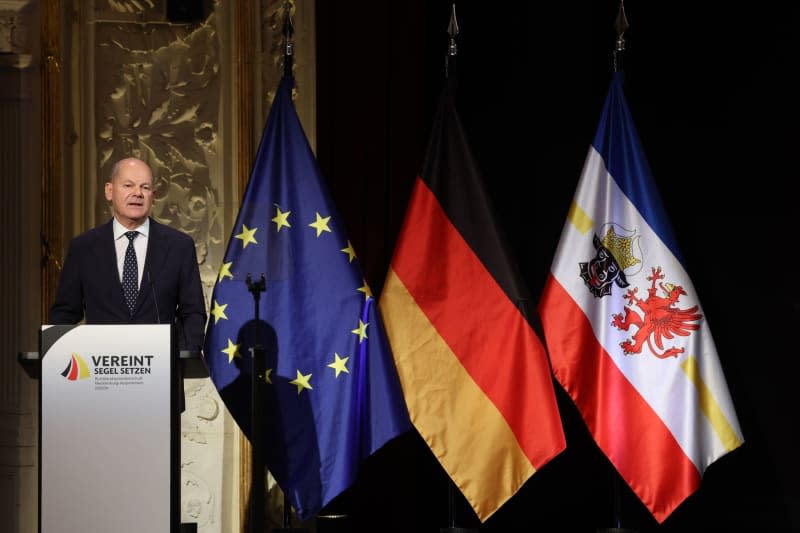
[50,157,206,353]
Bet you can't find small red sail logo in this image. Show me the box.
[60,353,91,381]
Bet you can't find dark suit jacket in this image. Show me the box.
[49,218,207,352]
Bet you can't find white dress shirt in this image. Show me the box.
[112,217,150,290]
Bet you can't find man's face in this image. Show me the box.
[104,158,155,229]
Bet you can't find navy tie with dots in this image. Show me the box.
[123,231,139,314]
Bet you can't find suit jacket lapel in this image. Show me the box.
[94,220,128,313]
[136,218,168,314]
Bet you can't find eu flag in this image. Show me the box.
[204,75,411,520]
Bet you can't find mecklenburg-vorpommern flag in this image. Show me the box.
[538,72,743,523]
[204,75,411,520]
[379,80,566,522]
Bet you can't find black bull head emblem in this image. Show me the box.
[579,235,629,298]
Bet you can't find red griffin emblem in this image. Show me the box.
[611,266,703,359]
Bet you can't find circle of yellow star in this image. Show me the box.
[218,261,234,282]
[309,212,332,237]
[351,319,368,344]
[222,339,241,363]
[327,353,350,378]
[264,368,273,385]
[272,207,292,232]
[341,241,357,263]
[235,224,258,248]
[357,280,373,301]
[210,299,228,324]
[289,370,313,395]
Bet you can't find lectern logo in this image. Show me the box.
[61,353,91,381]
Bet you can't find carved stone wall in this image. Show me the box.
[181,372,237,531]
[0,0,32,57]
[86,2,228,290]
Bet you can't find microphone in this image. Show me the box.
[147,270,161,324]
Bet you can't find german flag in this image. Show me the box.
[379,81,566,521]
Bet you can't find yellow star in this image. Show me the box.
[235,224,258,248]
[357,280,373,301]
[341,241,357,263]
[264,367,273,385]
[209,299,228,324]
[289,369,313,395]
[327,352,350,378]
[218,261,233,282]
[272,206,292,232]
[351,319,368,344]
[308,212,332,237]
[222,339,240,363]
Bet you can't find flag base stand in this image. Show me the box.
[441,478,479,533]
[315,513,352,532]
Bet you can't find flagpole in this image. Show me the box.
[271,5,310,532]
[598,4,639,533]
[444,2,458,82]
[282,0,294,78]
[612,0,628,74]
[279,9,293,530]
[440,5,478,532]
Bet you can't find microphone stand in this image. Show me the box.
[245,273,306,532]
[246,274,267,533]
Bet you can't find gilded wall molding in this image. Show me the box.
[40,0,61,321]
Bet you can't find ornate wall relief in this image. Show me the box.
[91,1,227,292]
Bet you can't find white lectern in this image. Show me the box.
[38,324,178,533]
